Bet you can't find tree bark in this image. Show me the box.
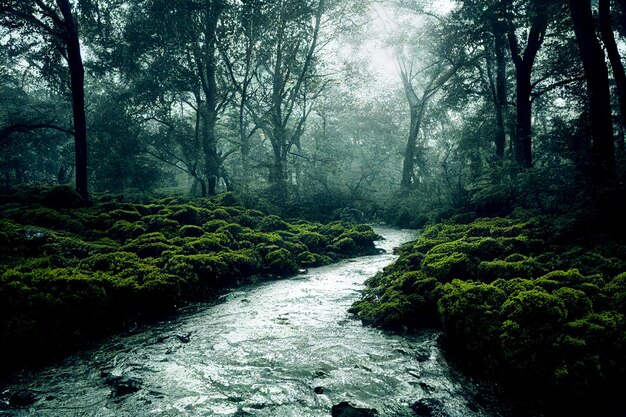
[507,1,548,169]
[569,0,615,180]
[599,0,626,130]
[401,100,427,188]
[56,0,88,200]
[198,0,223,197]
[494,29,507,158]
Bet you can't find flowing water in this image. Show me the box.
[0,228,500,417]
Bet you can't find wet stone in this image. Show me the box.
[414,348,431,362]
[331,401,378,417]
[410,398,448,417]
[175,332,192,343]
[8,390,37,408]
[105,373,143,397]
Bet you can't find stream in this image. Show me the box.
[0,227,501,417]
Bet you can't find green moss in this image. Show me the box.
[477,258,543,282]
[499,289,566,379]
[296,251,318,266]
[107,220,147,241]
[265,248,298,275]
[216,223,244,238]
[352,214,626,403]
[167,205,212,224]
[21,208,84,232]
[422,252,475,282]
[0,193,378,372]
[438,280,506,363]
[554,287,593,320]
[331,236,357,254]
[144,215,180,235]
[297,231,329,252]
[202,219,230,232]
[259,215,290,232]
[182,234,228,254]
[209,208,230,220]
[43,235,118,261]
[108,209,142,222]
[178,225,205,238]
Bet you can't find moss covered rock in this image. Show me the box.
[352,215,626,405]
[0,190,378,372]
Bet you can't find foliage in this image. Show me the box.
[352,215,626,408]
[0,190,378,372]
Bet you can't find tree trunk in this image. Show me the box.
[401,104,426,188]
[199,0,223,197]
[494,29,507,158]
[507,1,548,169]
[56,0,88,200]
[515,65,533,167]
[569,0,615,180]
[599,0,626,130]
[269,127,289,201]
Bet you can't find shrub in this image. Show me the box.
[331,236,358,254]
[438,280,506,369]
[297,231,329,252]
[477,258,542,282]
[259,215,290,232]
[296,251,318,266]
[264,248,298,275]
[422,252,475,282]
[108,209,142,222]
[499,289,566,379]
[21,208,84,232]
[202,219,230,233]
[144,215,180,235]
[107,220,147,242]
[178,225,205,238]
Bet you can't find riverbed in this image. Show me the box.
[0,227,497,417]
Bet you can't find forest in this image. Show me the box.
[2,0,626,416]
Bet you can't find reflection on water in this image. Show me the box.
[0,227,498,417]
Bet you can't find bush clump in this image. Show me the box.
[0,190,379,373]
[351,215,626,408]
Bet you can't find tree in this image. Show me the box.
[568,0,615,180]
[599,0,626,134]
[451,0,510,158]
[0,0,89,199]
[398,56,463,188]
[119,0,231,196]
[506,0,549,168]
[233,0,327,202]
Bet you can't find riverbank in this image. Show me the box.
[0,187,379,374]
[0,227,498,417]
[351,214,626,416]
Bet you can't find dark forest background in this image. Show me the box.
[2,0,625,227]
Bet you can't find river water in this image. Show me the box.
[0,227,500,417]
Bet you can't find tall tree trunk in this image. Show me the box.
[199,0,223,197]
[269,126,289,201]
[494,29,508,158]
[514,65,533,167]
[599,0,626,130]
[56,0,88,200]
[401,103,427,188]
[507,2,548,169]
[569,0,616,180]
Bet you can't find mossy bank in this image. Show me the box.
[350,215,626,415]
[0,187,379,374]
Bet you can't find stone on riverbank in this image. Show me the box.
[331,401,378,416]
